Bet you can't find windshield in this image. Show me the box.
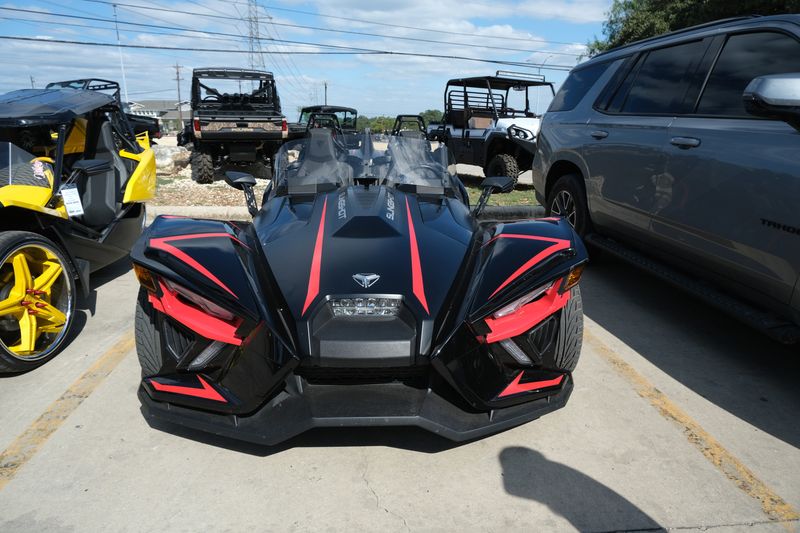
[300,109,357,129]
[272,131,455,194]
[0,142,52,189]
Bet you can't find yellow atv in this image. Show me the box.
[0,81,156,372]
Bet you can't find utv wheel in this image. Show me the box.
[547,174,591,237]
[135,287,163,378]
[553,286,583,372]
[0,232,76,373]
[485,153,519,187]
[190,150,214,184]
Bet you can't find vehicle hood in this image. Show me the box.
[254,185,474,322]
[495,117,541,135]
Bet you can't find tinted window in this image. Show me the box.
[621,40,708,114]
[548,61,610,112]
[697,32,800,117]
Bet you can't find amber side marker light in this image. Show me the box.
[133,263,157,293]
[563,264,585,292]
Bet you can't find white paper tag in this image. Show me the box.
[61,185,84,217]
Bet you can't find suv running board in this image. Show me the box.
[584,233,800,345]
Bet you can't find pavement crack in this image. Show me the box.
[360,451,410,531]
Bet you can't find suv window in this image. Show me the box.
[697,32,800,117]
[621,40,708,114]
[548,61,610,112]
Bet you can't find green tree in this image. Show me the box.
[419,109,443,125]
[588,0,799,56]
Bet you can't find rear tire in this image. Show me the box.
[485,153,519,187]
[553,286,583,372]
[135,288,162,377]
[547,173,591,237]
[190,150,214,184]
[0,231,76,373]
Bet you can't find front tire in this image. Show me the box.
[553,286,583,372]
[135,288,163,378]
[190,150,214,184]
[547,173,591,237]
[485,153,520,187]
[0,232,76,373]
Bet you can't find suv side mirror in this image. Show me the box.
[743,73,800,131]
[224,171,258,217]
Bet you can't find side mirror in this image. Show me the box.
[481,175,516,194]
[474,175,515,217]
[224,171,258,217]
[743,73,800,131]
[224,171,257,191]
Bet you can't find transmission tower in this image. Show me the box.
[247,0,265,70]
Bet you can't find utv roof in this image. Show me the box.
[0,88,116,126]
[301,105,357,114]
[447,71,553,90]
[193,68,275,79]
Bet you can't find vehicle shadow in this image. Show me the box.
[143,415,460,457]
[581,254,800,448]
[499,446,663,531]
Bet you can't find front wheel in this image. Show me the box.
[485,153,519,188]
[546,173,592,237]
[553,286,583,372]
[0,232,76,373]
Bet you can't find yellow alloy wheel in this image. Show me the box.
[0,240,73,363]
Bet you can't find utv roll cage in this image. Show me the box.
[191,68,280,111]
[443,70,555,127]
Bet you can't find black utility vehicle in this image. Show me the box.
[289,105,358,140]
[180,68,287,183]
[432,71,554,186]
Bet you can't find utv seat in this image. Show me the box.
[79,121,128,227]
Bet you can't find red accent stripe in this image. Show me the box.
[150,233,248,298]
[405,198,429,314]
[302,197,328,315]
[149,281,242,345]
[149,375,227,402]
[487,234,571,299]
[484,280,570,343]
[498,373,564,398]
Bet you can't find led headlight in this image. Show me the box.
[330,297,401,317]
[493,281,554,318]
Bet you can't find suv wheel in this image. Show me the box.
[547,174,591,236]
[190,151,214,184]
[485,153,519,187]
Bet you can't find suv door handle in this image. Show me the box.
[670,136,701,148]
[590,130,609,139]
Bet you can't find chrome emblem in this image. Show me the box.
[352,273,380,288]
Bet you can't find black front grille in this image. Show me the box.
[296,366,428,384]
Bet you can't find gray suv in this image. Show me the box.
[532,15,800,340]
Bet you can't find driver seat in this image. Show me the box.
[79,121,128,227]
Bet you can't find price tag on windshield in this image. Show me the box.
[61,184,84,217]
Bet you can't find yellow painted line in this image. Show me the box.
[585,329,799,527]
[0,334,135,492]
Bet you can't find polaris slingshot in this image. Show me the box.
[132,130,587,444]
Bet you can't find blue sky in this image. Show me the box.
[0,0,610,117]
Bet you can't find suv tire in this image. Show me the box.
[547,173,591,236]
[190,150,214,184]
[485,153,519,187]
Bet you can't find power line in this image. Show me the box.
[79,0,585,57]
[0,35,576,70]
[210,0,587,47]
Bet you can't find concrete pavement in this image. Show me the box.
[0,255,797,532]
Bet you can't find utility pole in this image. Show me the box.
[324,81,328,105]
[113,4,129,103]
[247,0,265,71]
[174,63,184,128]
[29,76,35,89]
